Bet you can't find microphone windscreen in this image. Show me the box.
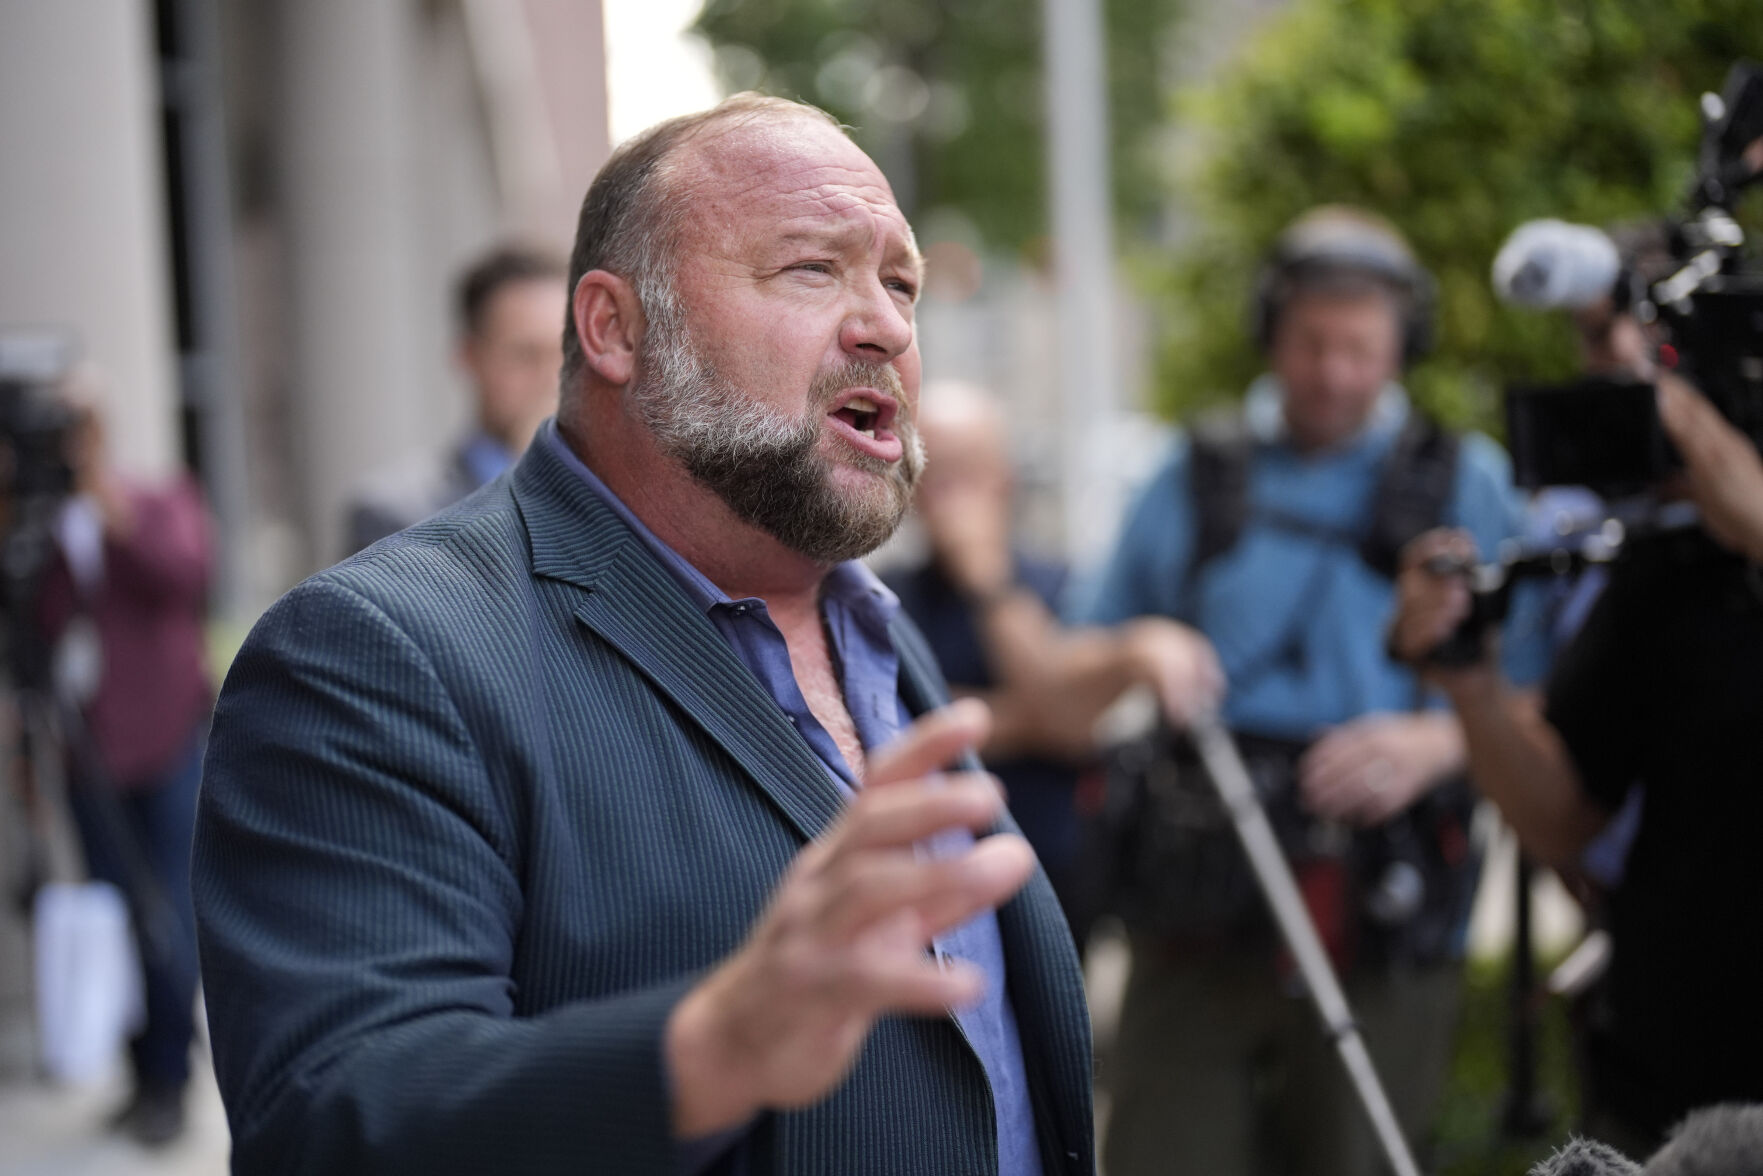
[1492,220,1622,310]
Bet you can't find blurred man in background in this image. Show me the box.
[1085,207,1539,1176]
[345,244,566,555]
[40,377,213,1147]
[885,379,1220,940]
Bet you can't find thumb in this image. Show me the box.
[867,698,990,788]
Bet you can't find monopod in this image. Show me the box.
[1187,708,1424,1176]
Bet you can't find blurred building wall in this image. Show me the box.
[0,0,609,1065]
[271,0,443,576]
[227,0,609,594]
[0,0,181,479]
[2,0,612,616]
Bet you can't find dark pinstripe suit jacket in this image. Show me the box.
[193,436,1095,1175]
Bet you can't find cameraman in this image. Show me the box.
[1086,206,1542,1176]
[38,389,213,1147]
[1390,373,1763,1154]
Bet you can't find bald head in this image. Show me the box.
[917,380,1012,500]
[558,94,850,392]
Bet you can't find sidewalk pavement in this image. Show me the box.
[0,1005,229,1176]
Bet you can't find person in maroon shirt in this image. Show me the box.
[38,396,213,1147]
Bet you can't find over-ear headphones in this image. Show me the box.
[1249,206,1436,367]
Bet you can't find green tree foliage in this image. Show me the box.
[691,0,1185,256]
[1150,0,1763,431]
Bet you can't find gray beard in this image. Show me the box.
[629,305,923,565]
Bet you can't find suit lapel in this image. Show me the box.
[896,610,1094,1168]
[518,439,1094,1170]
[512,437,847,846]
[573,553,847,844]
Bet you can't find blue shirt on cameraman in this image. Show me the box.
[1080,378,1547,735]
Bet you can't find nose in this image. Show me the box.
[838,275,914,363]
[1316,347,1361,397]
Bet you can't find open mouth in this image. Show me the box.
[831,396,883,438]
[825,390,905,462]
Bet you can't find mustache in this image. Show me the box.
[810,360,907,416]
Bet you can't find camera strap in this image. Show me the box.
[1185,409,1458,586]
[1180,408,1459,696]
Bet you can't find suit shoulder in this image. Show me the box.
[327,480,530,611]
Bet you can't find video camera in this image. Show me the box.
[1418,62,1763,666]
[1492,60,1763,498]
[0,329,79,688]
[0,329,79,499]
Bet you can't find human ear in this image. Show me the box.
[571,270,642,386]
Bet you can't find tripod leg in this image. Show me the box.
[1188,711,1425,1176]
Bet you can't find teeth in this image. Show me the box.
[859,428,875,439]
[845,396,879,413]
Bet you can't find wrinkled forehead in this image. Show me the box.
[671,117,920,262]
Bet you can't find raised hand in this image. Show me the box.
[664,699,1036,1137]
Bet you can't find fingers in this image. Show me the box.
[1299,717,1418,826]
[1391,529,1477,664]
[1302,758,1399,825]
[865,698,989,789]
[812,908,988,1013]
[1356,786,1411,827]
[1400,527,1476,573]
[1390,586,1470,664]
[1127,619,1227,726]
[841,946,987,1015]
[666,902,991,1133]
[1298,727,1379,821]
[829,771,1007,855]
[1299,724,1365,789]
[1184,636,1228,706]
[817,833,1037,943]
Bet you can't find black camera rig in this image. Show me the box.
[0,327,80,689]
[1504,60,1763,499]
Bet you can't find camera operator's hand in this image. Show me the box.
[1121,616,1226,729]
[1657,374,1763,564]
[1298,711,1465,826]
[1570,298,1656,381]
[65,403,135,537]
[1389,529,1495,676]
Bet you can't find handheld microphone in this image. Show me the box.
[1491,219,1623,310]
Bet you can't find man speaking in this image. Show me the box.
[193,95,1093,1175]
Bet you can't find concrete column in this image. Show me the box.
[0,0,180,478]
[1043,0,1122,568]
[275,0,427,568]
[524,0,612,237]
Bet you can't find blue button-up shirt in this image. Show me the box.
[545,425,1042,1174]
